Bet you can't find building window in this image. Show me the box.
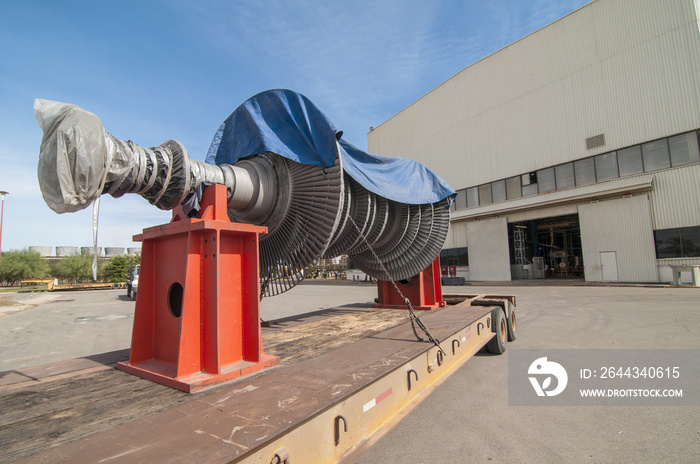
[521,172,538,196]
[555,163,575,189]
[521,172,536,185]
[617,145,644,176]
[669,131,700,167]
[478,184,492,205]
[642,139,670,172]
[452,189,467,211]
[537,167,556,193]
[594,152,619,181]
[654,226,700,259]
[460,130,700,210]
[492,179,507,203]
[466,187,479,208]
[522,182,538,197]
[574,157,596,186]
[506,176,521,200]
[440,247,468,266]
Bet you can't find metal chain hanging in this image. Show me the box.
[260,275,272,327]
[348,217,446,356]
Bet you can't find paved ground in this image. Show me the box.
[1,281,699,463]
[357,284,700,464]
[0,282,379,371]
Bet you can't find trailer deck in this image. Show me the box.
[0,294,513,463]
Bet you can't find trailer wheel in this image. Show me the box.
[507,309,517,342]
[486,308,507,354]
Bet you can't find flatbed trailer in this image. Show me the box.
[19,281,128,292]
[52,282,126,291]
[0,293,515,464]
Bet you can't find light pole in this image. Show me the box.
[0,191,7,265]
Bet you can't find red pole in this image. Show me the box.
[0,191,6,265]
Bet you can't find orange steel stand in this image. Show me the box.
[117,184,279,393]
[375,257,446,311]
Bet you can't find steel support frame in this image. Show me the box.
[374,257,446,310]
[117,184,279,393]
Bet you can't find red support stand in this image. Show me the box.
[117,184,279,393]
[375,257,446,311]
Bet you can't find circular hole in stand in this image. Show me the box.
[168,282,184,318]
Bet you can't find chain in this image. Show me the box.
[260,275,271,327]
[347,217,446,356]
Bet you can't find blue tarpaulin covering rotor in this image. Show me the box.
[205,89,456,205]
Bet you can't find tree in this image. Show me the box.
[0,249,50,286]
[51,254,94,284]
[102,254,140,283]
[304,263,319,279]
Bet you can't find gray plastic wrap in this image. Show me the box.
[35,99,112,214]
[35,99,190,213]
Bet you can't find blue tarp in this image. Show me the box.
[206,89,455,205]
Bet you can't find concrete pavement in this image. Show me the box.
[357,284,700,464]
[0,283,378,372]
[0,282,698,463]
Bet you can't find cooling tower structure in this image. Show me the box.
[55,246,78,257]
[104,247,125,257]
[29,246,52,257]
[81,246,102,256]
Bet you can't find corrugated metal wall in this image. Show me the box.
[578,195,658,282]
[649,164,700,229]
[368,0,700,191]
[444,220,469,249]
[466,217,511,281]
[506,204,579,224]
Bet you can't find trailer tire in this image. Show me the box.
[507,309,517,342]
[487,307,507,354]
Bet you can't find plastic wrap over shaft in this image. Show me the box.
[35,99,192,213]
[35,99,111,213]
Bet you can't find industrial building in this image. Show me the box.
[368,0,700,284]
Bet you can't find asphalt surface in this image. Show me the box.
[357,284,700,464]
[1,281,699,463]
[0,282,379,371]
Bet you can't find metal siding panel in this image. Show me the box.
[445,220,468,249]
[649,164,700,229]
[368,0,700,191]
[466,217,511,281]
[600,25,700,148]
[578,195,658,282]
[505,204,579,224]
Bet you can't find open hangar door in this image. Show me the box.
[508,214,584,280]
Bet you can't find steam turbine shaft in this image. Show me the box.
[35,99,451,296]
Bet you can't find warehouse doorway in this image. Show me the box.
[508,214,584,279]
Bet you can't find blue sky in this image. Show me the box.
[0,0,589,252]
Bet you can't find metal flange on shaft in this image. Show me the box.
[35,99,451,296]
